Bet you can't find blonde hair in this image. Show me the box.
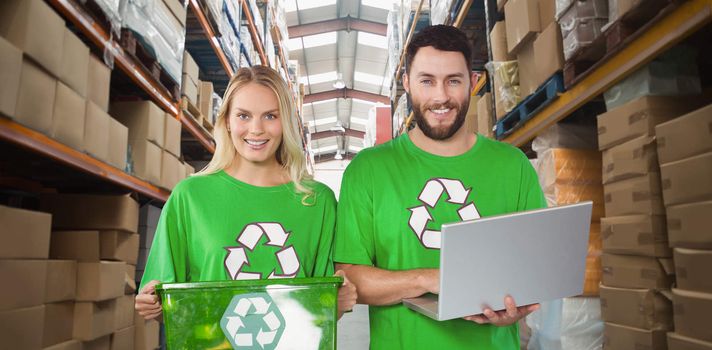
[196,66,313,200]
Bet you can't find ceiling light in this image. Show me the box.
[333,73,346,89]
[334,150,343,160]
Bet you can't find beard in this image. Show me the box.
[409,94,469,141]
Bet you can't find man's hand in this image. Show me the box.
[463,295,539,326]
[135,280,163,321]
[335,270,357,319]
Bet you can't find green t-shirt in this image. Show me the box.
[140,170,336,290]
[334,133,546,350]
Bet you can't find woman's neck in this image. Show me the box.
[224,157,289,187]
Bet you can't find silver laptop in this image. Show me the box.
[403,202,592,321]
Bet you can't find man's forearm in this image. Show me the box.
[336,263,438,306]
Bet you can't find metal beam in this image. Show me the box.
[288,16,387,38]
[304,88,390,104]
[311,128,366,140]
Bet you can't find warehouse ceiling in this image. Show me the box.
[286,0,394,162]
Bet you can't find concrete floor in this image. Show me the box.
[337,304,370,349]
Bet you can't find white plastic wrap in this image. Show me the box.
[562,18,608,61]
[386,5,402,81]
[604,48,702,110]
[555,0,575,20]
[430,0,454,25]
[86,0,123,36]
[363,106,378,148]
[532,123,599,152]
[558,0,608,37]
[526,298,604,350]
[486,61,521,114]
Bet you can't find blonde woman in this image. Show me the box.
[135,66,356,321]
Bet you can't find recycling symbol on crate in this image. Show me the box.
[408,178,481,249]
[224,222,301,280]
[220,293,285,350]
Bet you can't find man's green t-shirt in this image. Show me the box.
[140,170,336,290]
[334,133,546,350]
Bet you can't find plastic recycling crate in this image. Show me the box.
[157,277,342,350]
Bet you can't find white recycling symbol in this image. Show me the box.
[220,293,285,349]
[224,222,301,280]
[408,178,481,249]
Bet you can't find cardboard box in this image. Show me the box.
[59,28,89,97]
[16,59,56,134]
[0,0,64,77]
[583,250,602,296]
[667,201,712,249]
[126,264,136,281]
[181,73,199,103]
[73,299,116,341]
[108,117,128,170]
[490,21,514,62]
[516,40,537,97]
[139,204,161,228]
[51,81,86,150]
[84,100,110,161]
[0,205,51,259]
[597,95,711,151]
[41,193,139,233]
[134,315,160,350]
[661,152,712,206]
[599,285,672,330]
[110,101,165,147]
[504,0,540,55]
[43,302,74,347]
[603,322,667,350]
[0,260,47,311]
[45,260,77,303]
[161,150,182,190]
[497,0,507,12]
[0,36,22,118]
[184,162,196,178]
[115,295,135,330]
[602,135,658,185]
[603,173,664,217]
[124,269,137,295]
[656,104,712,165]
[83,335,110,350]
[667,332,712,350]
[111,326,135,350]
[76,261,126,302]
[43,340,82,350]
[182,51,199,83]
[101,231,139,264]
[50,230,101,261]
[674,248,712,293]
[137,248,149,271]
[601,215,670,257]
[130,139,163,184]
[538,0,556,29]
[138,227,156,252]
[0,305,45,350]
[477,92,494,137]
[198,81,214,118]
[87,55,111,111]
[164,113,181,157]
[673,288,712,342]
[533,22,564,89]
[163,0,187,26]
[601,254,674,289]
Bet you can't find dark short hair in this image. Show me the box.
[405,25,473,74]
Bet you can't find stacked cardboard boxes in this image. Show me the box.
[182,51,199,106]
[557,0,608,61]
[40,194,146,350]
[597,95,712,349]
[0,205,52,350]
[655,104,712,349]
[136,204,161,285]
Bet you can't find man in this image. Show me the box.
[334,25,546,349]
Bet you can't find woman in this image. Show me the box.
[135,66,356,321]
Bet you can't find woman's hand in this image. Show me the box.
[135,280,163,321]
[335,270,357,320]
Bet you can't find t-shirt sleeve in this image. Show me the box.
[333,156,376,266]
[310,187,337,277]
[139,186,189,290]
[518,152,547,211]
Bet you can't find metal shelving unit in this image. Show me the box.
[501,0,712,146]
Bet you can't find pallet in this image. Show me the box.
[495,73,565,139]
[119,29,181,102]
[82,0,121,37]
[607,0,675,52]
[563,0,678,88]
